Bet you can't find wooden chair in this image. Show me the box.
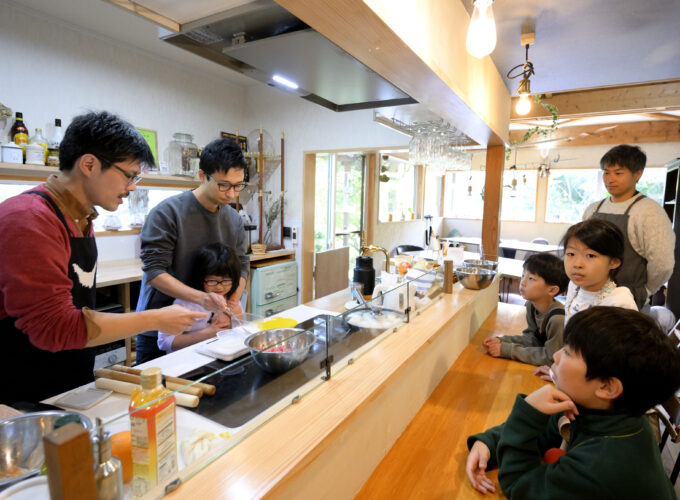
[651,316,680,483]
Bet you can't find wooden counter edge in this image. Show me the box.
[162,281,499,499]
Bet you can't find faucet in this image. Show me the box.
[360,244,390,273]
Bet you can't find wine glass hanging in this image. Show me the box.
[407,119,472,171]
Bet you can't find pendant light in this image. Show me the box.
[507,31,536,116]
[466,0,497,59]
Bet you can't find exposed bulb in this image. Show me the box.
[539,144,551,160]
[466,0,496,59]
[515,94,532,115]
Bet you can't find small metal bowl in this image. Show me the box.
[245,328,317,374]
[463,259,499,271]
[0,410,92,489]
[454,266,497,290]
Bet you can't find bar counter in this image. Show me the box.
[154,279,500,499]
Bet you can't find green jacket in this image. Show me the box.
[468,394,675,500]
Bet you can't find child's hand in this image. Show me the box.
[533,365,554,382]
[525,385,579,420]
[465,440,496,494]
[482,336,502,357]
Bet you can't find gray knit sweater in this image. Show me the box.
[136,190,249,332]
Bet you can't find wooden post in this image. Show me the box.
[301,153,317,303]
[365,153,378,245]
[481,145,504,261]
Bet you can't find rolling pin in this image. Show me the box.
[110,365,216,396]
[94,378,199,408]
[95,368,203,397]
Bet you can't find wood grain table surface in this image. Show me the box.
[356,302,546,500]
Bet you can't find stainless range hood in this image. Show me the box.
[158,0,416,111]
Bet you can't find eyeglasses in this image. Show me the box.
[204,279,233,287]
[99,157,142,185]
[206,174,247,192]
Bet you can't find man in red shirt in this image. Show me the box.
[0,111,204,404]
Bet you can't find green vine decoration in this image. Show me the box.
[506,94,560,161]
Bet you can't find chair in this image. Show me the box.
[531,237,550,245]
[515,237,550,261]
[393,244,424,256]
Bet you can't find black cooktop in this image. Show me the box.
[179,314,387,428]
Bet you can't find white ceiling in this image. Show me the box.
[486,0,680,95]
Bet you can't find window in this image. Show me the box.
[378,157,416,222]
[637,167,666,205]
[501,170,537,222]
[545,169,607,223]
[423,168,443,217]
[443,171,484,219]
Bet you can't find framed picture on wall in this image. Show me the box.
[220,131,248,153]
[136,127,158,168]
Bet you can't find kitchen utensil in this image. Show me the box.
[454,266,496,290]
[463,259,498,271]
[94,368,203,397]
[109,365,215,396]
[0,411,92,489]
[94,378,199,408]
[353,256,375,295]
[351,282,382,315]
[244,328,316,374]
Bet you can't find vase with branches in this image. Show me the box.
[263,192,284,247]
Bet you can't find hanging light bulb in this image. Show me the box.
[539,143,551,160]
[467,176,473,196]
[466,0,496,59]
[515,92,531,115]
[523,174,527,185]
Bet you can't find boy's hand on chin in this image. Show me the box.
[533,365,554,382]
[525,385,579,420]
[465,440,496,494]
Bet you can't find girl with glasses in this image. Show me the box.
[157,242,241,353]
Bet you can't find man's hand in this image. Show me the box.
[227,296,243,316]
[525,385,579,420]
[156,305,207,335]
[466,440,496,494]
[202,292,229,314]
[210,311,232,331]
[482,336,502,357]
[533,365,554,382]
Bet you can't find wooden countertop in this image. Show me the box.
[357,302,545,499]
[161,280,499,499]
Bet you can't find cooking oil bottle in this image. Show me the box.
[129,367,178,498]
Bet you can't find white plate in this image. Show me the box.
[0,476,48,500]
[195,332,249,362]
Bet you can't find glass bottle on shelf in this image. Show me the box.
[46,118,63,167]
[10,112,29,161]
[29,128,48,164]
[166,133,199,177]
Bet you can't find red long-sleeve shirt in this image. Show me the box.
[0,184,90,352]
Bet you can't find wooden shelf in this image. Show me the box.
[0,162,200,189]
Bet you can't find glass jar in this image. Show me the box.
[166,133,199,177]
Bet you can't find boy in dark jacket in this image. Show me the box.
[483,253,568,366]
[467,306,680,499]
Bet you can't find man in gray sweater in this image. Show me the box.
[583,144,675,310]
[135,138,250,363]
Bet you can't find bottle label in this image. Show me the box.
[13,133,28,146]
[154,403,177,483]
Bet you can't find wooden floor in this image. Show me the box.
[356,302,544,500]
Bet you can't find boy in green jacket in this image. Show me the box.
[466,306,680,499]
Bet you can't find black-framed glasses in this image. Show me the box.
[206,174,247,192]
[99,157,142,185]
[204,279,233,287]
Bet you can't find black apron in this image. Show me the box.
[591,193,648,309]
[0,191,97,405]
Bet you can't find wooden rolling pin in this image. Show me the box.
[110,365,216,396]
[95,368,203,397]
[94,378,199,408]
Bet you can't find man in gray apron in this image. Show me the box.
[0,111,204,404]
[583,145,675,311]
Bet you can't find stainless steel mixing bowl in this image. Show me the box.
[462,259,499,271]
[245,328,317,374]
[0,410,92,489]
[454,266,497,290]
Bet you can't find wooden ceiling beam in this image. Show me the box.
[509,121,680,147]
[510,80,680,120]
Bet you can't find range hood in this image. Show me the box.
[158,0,416,111]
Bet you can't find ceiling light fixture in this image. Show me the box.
[466,0,496,59]
[507,31,536,116]
[272,74,299,89]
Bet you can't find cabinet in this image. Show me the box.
[664,158,680,318]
